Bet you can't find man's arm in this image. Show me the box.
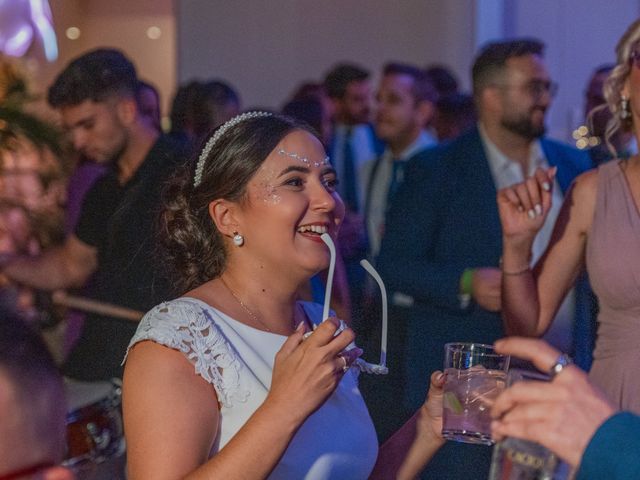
[3,234,98,290]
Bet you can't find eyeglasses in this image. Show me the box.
[317,233,388,375]
[496,80,558,101]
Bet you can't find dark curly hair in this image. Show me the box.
[160,114,311,293]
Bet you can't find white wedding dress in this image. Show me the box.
[125,297,378,479]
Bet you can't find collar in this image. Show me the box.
[478,122,545,177]
[382,130,436,162]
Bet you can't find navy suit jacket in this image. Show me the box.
[377,127,591,409]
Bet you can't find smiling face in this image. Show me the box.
[230,130,345,278]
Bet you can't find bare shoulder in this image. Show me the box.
[565,169,598,233]
[124,340,215,397]
[123,341,219,478]
[572,168,599,197]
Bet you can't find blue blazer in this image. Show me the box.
[376,127,591,409]
[577,412,640,479]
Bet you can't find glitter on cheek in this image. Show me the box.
[252,166,282,204]
[253,178,281,205]
[262,182,281,204]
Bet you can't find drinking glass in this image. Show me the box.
[488,369,567,480]
[442,343,510,445]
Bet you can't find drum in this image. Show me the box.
[63,378,126,480]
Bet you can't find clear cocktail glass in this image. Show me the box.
[442,342,510,445]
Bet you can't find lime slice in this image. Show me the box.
[444,391,464,414]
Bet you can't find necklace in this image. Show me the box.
[220,276,299,333]
[220,276,268,331]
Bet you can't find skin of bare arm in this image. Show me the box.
[2,234,98,290]
[123,317,360,479]
[490,337,614,468]
[498,168,598,337]
[370,371,446,480]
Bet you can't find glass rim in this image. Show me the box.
[444,342,497,351]
[444,342,509,359]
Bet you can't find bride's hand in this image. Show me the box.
[267,318,362,423]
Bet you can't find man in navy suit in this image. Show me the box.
[376,39,591,479]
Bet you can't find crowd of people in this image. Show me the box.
[0,15,639,480]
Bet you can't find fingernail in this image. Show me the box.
[534,204,543,216]
[296,321,305,332]
[436,372,444,381]
[542,182,551,191]
[527,209,536,219]
[517,206,524,213]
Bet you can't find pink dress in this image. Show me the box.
[586,160,640,413]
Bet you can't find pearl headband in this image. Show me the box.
[193,111,273,187]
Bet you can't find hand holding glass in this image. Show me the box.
[442,343,509,445]
[489,369,567,480]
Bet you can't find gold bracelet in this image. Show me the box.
[501,266,531,276]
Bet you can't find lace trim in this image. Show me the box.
[124,299,249,408]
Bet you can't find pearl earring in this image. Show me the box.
[621,96,631,120]
[233,232,244,247]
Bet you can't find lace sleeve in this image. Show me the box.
[123,299,250,408]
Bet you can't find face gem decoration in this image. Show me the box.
[277,148,331,168]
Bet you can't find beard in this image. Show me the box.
[501,109,546,140]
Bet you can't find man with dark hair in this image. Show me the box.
[363,62,437,258]
[323,63,382,326]
[191,79,241,140]
[376,39,591,479]
[424,64,459,97]
[324,63,381,211]
[136,79,162,133]
[357,61,437,451]
[432,92,477,141]
[0,312,72,479]
[168,80,202,143]
[1,48,186,381]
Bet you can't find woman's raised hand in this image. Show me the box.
[497,167,557,244]
[267,317,362,423]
